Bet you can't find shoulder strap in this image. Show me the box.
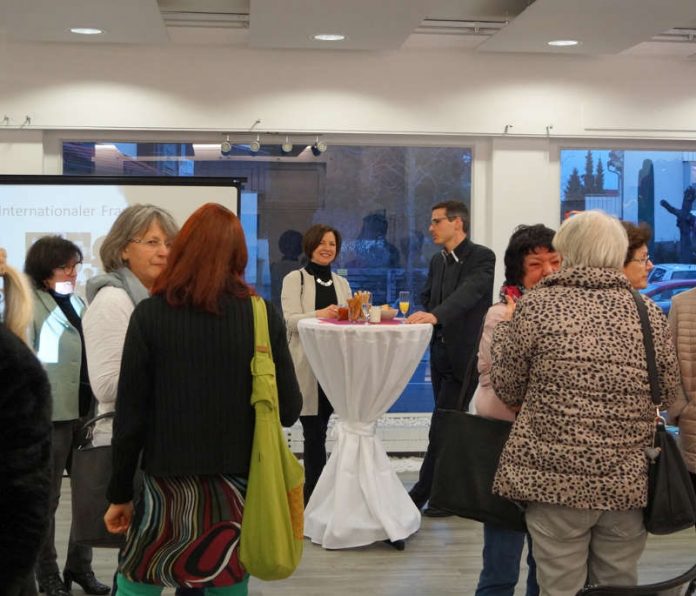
[250,296,273,360]
[455,319,486,411]
[630,289,661,406]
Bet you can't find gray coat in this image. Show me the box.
[29,288,85,421]
[281,268,352,416]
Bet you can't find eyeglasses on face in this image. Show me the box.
[430,216,455,226]
[129,238,173,250]
[630,255,652,266]
[56,262,81,275]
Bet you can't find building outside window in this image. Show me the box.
[561,149,696,313]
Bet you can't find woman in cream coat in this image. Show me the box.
[281,224,351,504]
[668,287,696,491]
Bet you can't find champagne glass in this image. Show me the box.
[360,291,372,324]
[398,291,410,319]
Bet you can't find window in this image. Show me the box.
[561,149,696,264]
[63,141,473,413]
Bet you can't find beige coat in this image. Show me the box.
[281,268,352,416]
[491,267,680,511]
[668,287,696,473]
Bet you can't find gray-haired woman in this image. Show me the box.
[490,210,680,595]
[83,205,198,595]
[83,204,178,447]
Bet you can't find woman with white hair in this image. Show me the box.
[489,210,681,596]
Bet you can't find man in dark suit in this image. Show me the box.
[407,200,495,513]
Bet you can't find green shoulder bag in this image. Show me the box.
[239,296,304,580]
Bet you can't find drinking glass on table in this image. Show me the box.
[360,291,372,324]
[398,291,410,319]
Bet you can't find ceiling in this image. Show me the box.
[1,0,696,58]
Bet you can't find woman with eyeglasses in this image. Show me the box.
[25,236,110,596]
[621,221,653,289]
[83,205,178,449]
[83,206,206,596]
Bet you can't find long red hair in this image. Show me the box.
[152,203,254,313]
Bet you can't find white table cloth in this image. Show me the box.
[297,318,432,549]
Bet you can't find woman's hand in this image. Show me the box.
[502,295,517,320]
[316,304,339,319]
[104,502,134,534]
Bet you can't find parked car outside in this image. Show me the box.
[641,279,696,314]
[647,263,696,285]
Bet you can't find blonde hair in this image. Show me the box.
[553,210,628,270]
[0,248,33,345]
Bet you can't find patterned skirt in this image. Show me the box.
[119,473,247,589]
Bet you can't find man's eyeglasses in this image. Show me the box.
[630,255,652,266]
[130,238,173,250]
[56,263,81,275]
[430,216,455,226]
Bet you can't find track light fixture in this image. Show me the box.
[281,136,293,155]
[249,135,261,154]
[311,137,327,157]
[220,135,232,156]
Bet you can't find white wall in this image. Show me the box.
[1,41,696,136]
[2,39,696,283]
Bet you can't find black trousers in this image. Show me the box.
[409,340,462,509]
[36,419,92,580]
[300,385,334,505]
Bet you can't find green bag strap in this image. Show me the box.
[249,296,280,415]
[250,295,273,360]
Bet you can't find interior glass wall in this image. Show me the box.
[63,141,473,413]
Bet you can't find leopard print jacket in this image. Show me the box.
[490,267,680,511]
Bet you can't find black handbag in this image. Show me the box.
[631,289,696,535]
[71,412,125,548]
[428,324,526,532]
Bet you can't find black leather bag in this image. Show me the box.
[631,290,696,535]
[428,323,526,532]
[71,412,125,548]
[429,409,526,531]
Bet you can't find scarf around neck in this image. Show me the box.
[86,266,150,306]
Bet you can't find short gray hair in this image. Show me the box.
[100,204,179,272]
[553,210,627,270]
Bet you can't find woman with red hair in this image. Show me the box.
[103,203,302,595]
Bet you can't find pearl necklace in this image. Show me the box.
[316,277,334,287]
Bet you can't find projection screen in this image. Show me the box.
[0,175,242,296]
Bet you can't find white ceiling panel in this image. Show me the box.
[249,0,430,50]
[0,0,168,44]
[477,0,696,55]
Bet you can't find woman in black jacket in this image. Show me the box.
[0,252,52,596]
[104,203,302,595]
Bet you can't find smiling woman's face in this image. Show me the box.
[623,243,653,290]
[310,231,337,266]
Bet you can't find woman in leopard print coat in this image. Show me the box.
[489,211,680,596]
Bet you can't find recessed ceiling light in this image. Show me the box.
[547,39,579,47]
[313,34,345,41]
[70,27,103,35]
